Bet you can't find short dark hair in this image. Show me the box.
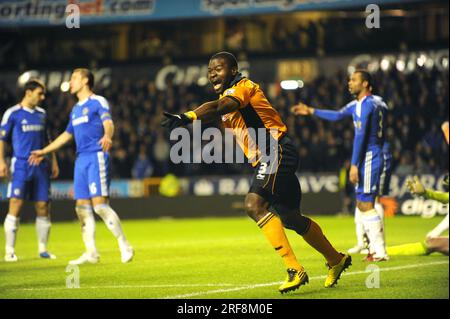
[354,69,373,90]
[74,68,95,89]
[210,51,238,70]
[23,79,45,95]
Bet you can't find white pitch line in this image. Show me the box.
[5,260,448,296]
[164,260,450,299]
[11,283,236,291]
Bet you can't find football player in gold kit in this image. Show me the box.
[162,52,351,293]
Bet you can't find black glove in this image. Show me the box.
[161,112,193,130]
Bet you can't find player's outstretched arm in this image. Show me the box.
[291,103,315,116]
[406,176,426,196]
[195,97,240,121]
[0,140,9,177]
[292,102,353,122]
[161,97,240,130]
[425,189,449,204]
[407,176,449,204]
[29,131,73,165]
[45,132,60,178]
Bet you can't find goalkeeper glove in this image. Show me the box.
[406,176,425,196]
[161,111,196,130]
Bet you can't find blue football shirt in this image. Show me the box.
[65,95,112,155]
[314,94,388,166]
[0,105,47,159]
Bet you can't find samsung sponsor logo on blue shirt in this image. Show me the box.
[22,124,44,132]
[72,116,89,126]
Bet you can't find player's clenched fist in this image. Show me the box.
[291,103,314,116]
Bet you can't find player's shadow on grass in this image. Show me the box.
[280,291,320,298]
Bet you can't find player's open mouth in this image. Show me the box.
[213,82,222,91]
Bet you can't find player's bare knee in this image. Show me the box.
[244,200,261,221]
[91,196,108,207]
[34,201,49,217]
[76,199,91,206]
[244,196,267,222]
[8,198,24,216]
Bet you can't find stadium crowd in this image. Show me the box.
[0,66,448,180]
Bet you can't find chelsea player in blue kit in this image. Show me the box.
[292,70,388,261]
[0,80,59,262]
[29,69,134,265]
[348,141,392,256]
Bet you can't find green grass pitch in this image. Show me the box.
[0,215,448,299]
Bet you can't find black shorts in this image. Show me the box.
[249,135,302,216]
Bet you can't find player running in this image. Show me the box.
[0,80,59,262]
[29,69,134,265]
[161,52,351,294]
[291,70,388,261]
